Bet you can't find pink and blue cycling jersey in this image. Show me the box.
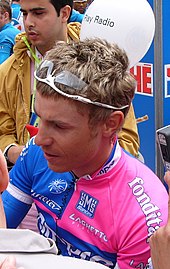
[2,137,168,269]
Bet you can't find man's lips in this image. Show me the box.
[27,32,38,40]
[43,151,60,162]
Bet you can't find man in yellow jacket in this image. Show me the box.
[0,0,139,167]
[0,0,82,232]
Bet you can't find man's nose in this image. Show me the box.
[24,13,35,28]
[34,123,52,147]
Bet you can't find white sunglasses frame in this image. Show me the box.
[34,60,129,110]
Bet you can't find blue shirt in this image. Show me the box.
[69,9,84,23]
[0,22,20,64]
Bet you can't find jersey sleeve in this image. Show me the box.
[9,138,35,193]
[2,189,31,228]
[2,137,42,228]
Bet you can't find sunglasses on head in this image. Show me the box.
[34,60,129,110]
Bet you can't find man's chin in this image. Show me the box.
[47,161,68,173]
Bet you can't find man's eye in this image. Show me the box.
[54,124,62,129]
[54,123,68,130]
[34,11,44,16]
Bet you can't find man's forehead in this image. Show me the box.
[74,0,87,2]
[20,0,51,10]
[74,0,87,3]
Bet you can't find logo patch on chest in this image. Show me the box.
[76,191,98,218]
[48,179,67,194]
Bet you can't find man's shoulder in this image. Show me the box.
[10,25,21,37]
[4,23,20,34]
[21,137,42,159]
[18,137,46,170]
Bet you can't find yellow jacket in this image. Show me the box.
[0,23,139,156]
[118,105,139,156]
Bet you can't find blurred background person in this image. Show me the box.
[11,0,24,32]
[0,0,20,64]
[73,0,87,14]
[69,0,94,23]
[69,9,84,23]
[0,0,81,232]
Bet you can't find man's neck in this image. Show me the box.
[72,141,115,178]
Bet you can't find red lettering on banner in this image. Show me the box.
[164,64,170,97]
[143,66,151,94]
[167,66,170,77]
[131,63,153,96]
[131,66,142,92]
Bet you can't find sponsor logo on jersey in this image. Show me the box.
[32,191,61,211]
[129,259,149,269]
[97,141,121,176]
[98,160,115,175]
[59,237,114,268]
[37,212,57,241]
[37,213,114,268]
[128,177,163,240]
[76,191,98,218]
[48,179,67,194]
[20,137,35,161]
[69,213,108,242]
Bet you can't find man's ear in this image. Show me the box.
[102,111,124,138]
[60,5,72,22]
[3,11,9,21]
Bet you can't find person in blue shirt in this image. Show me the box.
[11,0,24,31]
[0,1,20,64]
[73,0,87,14]
[69,0,94,23]
[69,9,84,23]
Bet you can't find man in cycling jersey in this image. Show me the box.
[2,38,168,269]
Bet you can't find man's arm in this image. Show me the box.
[5,145,25,165]
[149,171,170,269]
[2,141,36,228]
[0,150,9,193]
[0,197,6,228]
[118,104,140,157]
[0,150,9,228]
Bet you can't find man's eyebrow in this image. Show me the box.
[20,7,46,13]
[34,105,73,127]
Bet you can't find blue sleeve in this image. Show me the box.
[2,190,31,228]
[9,137,42,195]
[0,42,12,64]
[2,138,42,228]
[0,28,20,64]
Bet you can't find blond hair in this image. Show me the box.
[36,38,136,126]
